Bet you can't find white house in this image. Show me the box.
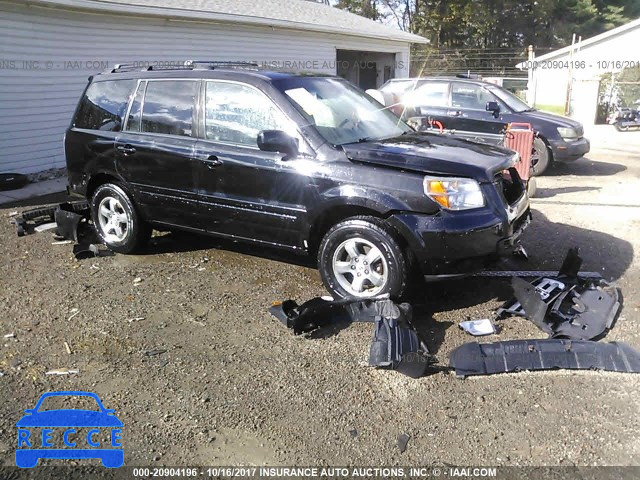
[0,0,426,174]
[517,17,640,126]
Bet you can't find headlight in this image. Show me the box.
[557,127,578,140]
[423,176,485,210]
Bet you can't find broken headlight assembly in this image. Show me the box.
[423,176,485,211]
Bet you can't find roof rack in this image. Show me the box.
[456,73,482,79]
[105,61,259,74]
[189,61,259,70]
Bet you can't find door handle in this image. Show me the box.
[446,110,462,117]
[204,155,222,169]
[116,144,136,155]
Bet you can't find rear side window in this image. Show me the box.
[74,80,135,131]
[140,80,197,137]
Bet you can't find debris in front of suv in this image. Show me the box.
[458,319,496,336]
[269,296,432,378]
[497,247,621,341]
[449,339,640,378]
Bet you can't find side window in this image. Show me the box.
[451,83,494,110]
[404,82,449,107]
[125,81,146,133]
[205,81,292,147]
[74,79,135,131]
[141,80,197,137]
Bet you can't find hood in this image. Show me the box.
[342,133,516,182]
[16,410,123,427]
[521,109,583,130]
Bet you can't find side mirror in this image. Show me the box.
[486,101,500,118]
[257,130,298,159]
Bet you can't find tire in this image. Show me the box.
[90,183,151,253]
[0,173,28,191]
[530,136,550,176]
[317,216,408,299]
[615,122,628,132]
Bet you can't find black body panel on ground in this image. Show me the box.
[449,339,640,378]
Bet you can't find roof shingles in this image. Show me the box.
[63,0,426,43]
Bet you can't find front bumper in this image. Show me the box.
[549,137,590,162]
[388,194,531,275]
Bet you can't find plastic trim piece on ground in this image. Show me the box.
[497,247,621,341]
[449,339,640,378]
[269,296,432,378]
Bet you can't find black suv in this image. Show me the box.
[377,77,590,175]
[65,62,531,299]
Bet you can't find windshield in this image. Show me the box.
[488,85,532,113]
[273,77,412,145]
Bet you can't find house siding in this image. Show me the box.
[0,0,410,173]
[529,21,640,124]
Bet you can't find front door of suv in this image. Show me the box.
[402,81,451,129]
[448,81,506,138]
[116,79,200,228]
[194,80,309,249]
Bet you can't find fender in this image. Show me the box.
[306,184,414,226]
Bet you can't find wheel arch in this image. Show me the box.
[86,172,125,199]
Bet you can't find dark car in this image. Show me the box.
[376,77,590,175]
[65,62,530,299]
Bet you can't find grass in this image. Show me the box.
[534,104,565,115]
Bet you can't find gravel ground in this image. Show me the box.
[0,126,638,470]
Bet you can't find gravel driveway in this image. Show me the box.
[1,127,639,470]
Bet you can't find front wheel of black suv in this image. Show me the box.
[318,216,408,300]
[530,137,550,176]
[90,183,151,253]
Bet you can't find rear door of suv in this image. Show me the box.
[116,78,201,228]
[193,79,309,249]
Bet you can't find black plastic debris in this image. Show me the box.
[14,201,89,238]
[269,296,431,378]
[498,247,621,341]
[73,243,115,260]
[449,339,640,378]
[54,203,88,242]
[268,294,389,335]
[397,433,410,453]
[512,276,619,340]
[368,301,420,368]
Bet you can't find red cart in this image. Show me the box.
[504,122,536,196]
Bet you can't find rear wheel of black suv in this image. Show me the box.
[318,216,408,299]
[90,183,151,253]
